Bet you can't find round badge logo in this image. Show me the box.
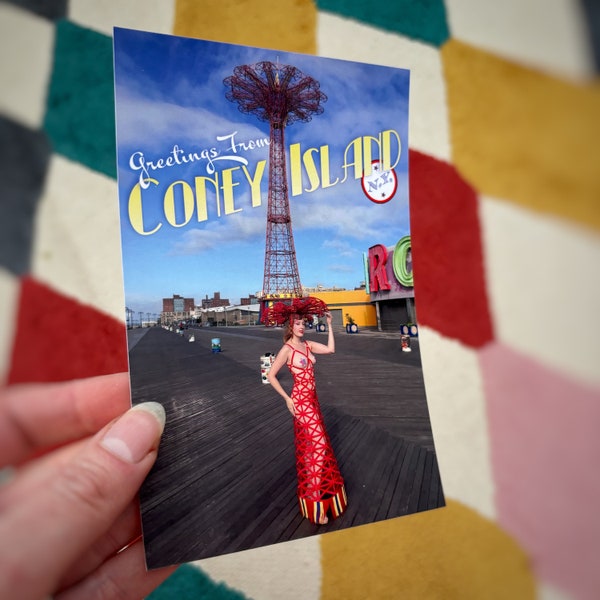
[361,160,398,204]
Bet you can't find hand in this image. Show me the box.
[285,397,296,417]
[325,312,332,325]
[0,373,176,600]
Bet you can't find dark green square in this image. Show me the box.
[316,0,450,47]
[44,20,116,178]
[148,564,248,600]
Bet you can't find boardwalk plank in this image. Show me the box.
[130,326,444,566]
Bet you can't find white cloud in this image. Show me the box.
[169,208,265,255]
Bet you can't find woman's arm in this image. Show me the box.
[266,346,295,416]
[309,312,335,355]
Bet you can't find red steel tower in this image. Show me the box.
[224,61,326,304]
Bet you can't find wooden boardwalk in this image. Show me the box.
[128,325,444,568]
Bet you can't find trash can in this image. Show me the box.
[260,352,275,383]
[211,338,221,353]
[401,335,411,352]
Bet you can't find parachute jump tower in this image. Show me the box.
[224,61,326,309]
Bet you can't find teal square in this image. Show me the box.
[44,20,116,178]
[316,0,450,47]
[148,564,248,600]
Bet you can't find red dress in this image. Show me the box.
[286,342,347,524]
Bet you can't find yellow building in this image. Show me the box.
[311,289,377,328]
[310,236,416,331]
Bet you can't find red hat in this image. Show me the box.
[261,296,328,326]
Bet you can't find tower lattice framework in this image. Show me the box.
[224,61,326,303]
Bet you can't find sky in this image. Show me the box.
[113,28,411,315]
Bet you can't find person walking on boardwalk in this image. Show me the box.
[264,297,347,525]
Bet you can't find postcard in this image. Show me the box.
[113,27,444,568]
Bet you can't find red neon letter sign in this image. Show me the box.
[368,244,391,292]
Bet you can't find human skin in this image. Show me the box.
[0,372,176,600]
[267,312,335,416]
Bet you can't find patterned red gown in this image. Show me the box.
[286,342,347,524]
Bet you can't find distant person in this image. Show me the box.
[265,298,347,525]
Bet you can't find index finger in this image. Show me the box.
[0,372,130,467]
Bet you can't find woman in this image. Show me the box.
[265,297,347,525]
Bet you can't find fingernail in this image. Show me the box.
[100,402,166,464]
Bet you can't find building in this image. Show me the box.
[199,304,260,327]
[240,293,259,306]
[309,236,415,332]
[365,236,415,330]
[201,292,230,309]
[309,289,377,329]
[162,294,195,324]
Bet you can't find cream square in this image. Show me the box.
[419,326,496,519]
[198,536,321,600]
[69,0,175,37]
[0,4,54,129]
[445,0,594,81]
[317,12,451,162]
[32,155,124,322]
[480,195,600,387]
[0,267,20,385]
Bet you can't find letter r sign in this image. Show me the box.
[368,244,391,292]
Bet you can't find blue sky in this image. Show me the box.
[113,28,410,314]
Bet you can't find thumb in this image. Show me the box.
[99,402,166,464]
[0,402,166,600]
